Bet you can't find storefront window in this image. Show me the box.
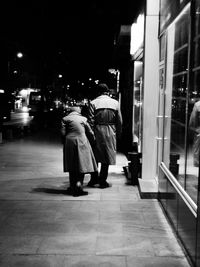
[194,38,200,68]
[167,6,199,203]
[133,61,143,152]
[159,34,165,62]
[186,0,200,204]
[166,4,199,204]
[159,3,199,265]
[159,0,190,33]
[173,47,188,74]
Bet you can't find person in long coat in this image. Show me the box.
[189,100,200,167]
[87,83,123,188]
[61,105,97,196]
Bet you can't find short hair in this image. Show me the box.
[68,106,81,113]
[97,83,109,95]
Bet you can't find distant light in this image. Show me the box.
[17,52,23,58]
[0,89,5,93]
[81,82,84,86]
[13,70,18,74]
[58,74,62,78]
[19,89,28,97]
[22,106,28,112]
[108,69,118,75]
[95,80,99,84]
[89,78,92,81]
[22,111,29,122]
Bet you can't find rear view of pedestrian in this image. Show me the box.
[61,105,97,196]
[87,83,123,188]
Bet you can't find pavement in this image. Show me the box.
[0,126,191,267]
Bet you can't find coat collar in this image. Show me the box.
[96,94,110,100]
[68,111,81,116]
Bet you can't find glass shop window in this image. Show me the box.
[186,0,200,203]
[194,38,200,68]
[133,61,143,152]
[187,72,200,204]
[169,2,200,204]
[174,15,189,50]
[159,34,166,62]
[169,6,199,203]
[173,47,188,74]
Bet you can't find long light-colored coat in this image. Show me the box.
[88,94,122,165]
[61,111,97,173]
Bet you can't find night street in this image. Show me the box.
[0,0,199,265]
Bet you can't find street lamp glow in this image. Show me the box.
[17,52,23,58]
[58,74,63,78]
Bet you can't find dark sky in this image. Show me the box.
[2,1,143,81]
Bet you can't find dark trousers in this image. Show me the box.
[90,171,99,182]
[90,163,109,184]
[99,163,109,183]
[69,172,84,189]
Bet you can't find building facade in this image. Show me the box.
[128,0,200,266]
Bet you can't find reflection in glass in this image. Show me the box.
[169,5,199,204]
[187,74,200,204]
[185,0,200,205]
[170,10,189,194]
[173,47,188,74]
[195,2,200,265]
[159,34,165,62]
[194,39,200,68]
[133,61,143,152]
[178,194,197,266]
[159,3,199,266]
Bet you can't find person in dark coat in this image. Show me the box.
[87,83,123,188]
[61,105,97,196]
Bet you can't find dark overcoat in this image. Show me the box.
[61,111,97,173]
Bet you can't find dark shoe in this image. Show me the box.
[73,187,88,197]
[65,187,73,195]
[99,181,111,189]
[87,172,99,187]
[87,180,99,187]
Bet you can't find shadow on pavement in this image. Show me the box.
[31,187,69,195]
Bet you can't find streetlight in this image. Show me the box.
[16,52,23,58]
[8,52,24,75]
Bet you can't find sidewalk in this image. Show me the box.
[0,131,191,266]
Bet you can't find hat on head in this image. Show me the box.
[97,83,109,94]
